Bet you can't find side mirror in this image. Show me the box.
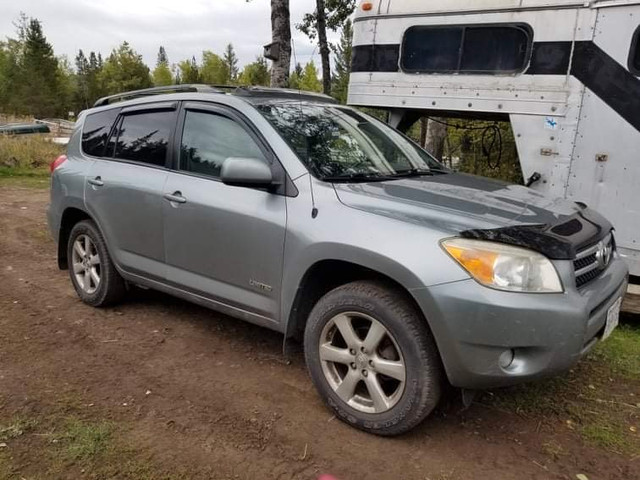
[220,157,273,188]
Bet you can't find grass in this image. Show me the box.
[591,324,640,379]
[57,418,114,462]
[0,415,193,480]
[484,322,640,455]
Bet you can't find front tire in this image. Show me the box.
[67,220,125,307]
[304,280,442,436]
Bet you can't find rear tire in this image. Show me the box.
[67,220,125,307]
[304,280,442,436]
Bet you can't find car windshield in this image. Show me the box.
[255,101,446,181]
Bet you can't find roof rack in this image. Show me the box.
[93,84,222,107]
[92,84,338,108]
[233,86,338,104]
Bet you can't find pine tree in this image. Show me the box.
[12,17,67,116]
[331,19,352,104]
[157,46,168,65]
[223,44,239,83]
[87,51,105,106]
[74,49,91,109]
[152,46,173,86]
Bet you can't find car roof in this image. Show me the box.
[91,84,337,110]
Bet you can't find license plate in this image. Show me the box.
[602,297,622,341]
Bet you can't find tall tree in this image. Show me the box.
[200,51,230,84]
[298,0,356,95]
[74,49,90,109]
[316,0,330,94]
[177,56,200,84]
[86,51,105,105]
[331,19,352,103]
[98,42,152,95]
[238,56,270,86]
[269,0,292,87]
[223,43,239,83]
[157,46,168,65]
[152,46,173,86]
[15,17,64,116]
[298,61,322,92]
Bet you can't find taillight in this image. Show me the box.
[50,154,67,173]
[361,2,373,11]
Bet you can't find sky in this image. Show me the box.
[0,0,341,71]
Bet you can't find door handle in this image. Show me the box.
[163,191,187,204]
[88,176,104,187]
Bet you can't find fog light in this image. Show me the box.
[499,349,515,369]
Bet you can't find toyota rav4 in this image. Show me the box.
[48,85,629,435]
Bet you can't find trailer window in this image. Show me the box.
[630,26,640,75]
[401,24,532,74]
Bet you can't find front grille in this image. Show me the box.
[573,233,614,288]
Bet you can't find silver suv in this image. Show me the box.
[48,85,629,435]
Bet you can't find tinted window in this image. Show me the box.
[180,111,265,178]
[113,111,174,166]
[82,109,119,157]
[402,25,531,73]
[631,26,640,75]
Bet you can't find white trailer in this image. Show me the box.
[348,0,640,277]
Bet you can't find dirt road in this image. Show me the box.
[0,182,637,480]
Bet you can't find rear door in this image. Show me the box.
[85,102,178,280]
[162,102,287,324]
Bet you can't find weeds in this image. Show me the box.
[0,417,38,442]
[0,135,64,171]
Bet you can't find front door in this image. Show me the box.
[163,103,287,323]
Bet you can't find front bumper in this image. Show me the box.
[413,256,629,389]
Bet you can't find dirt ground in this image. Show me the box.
[0,182,638,480]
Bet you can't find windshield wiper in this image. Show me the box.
[321,172,395,183]
[390,168,434,178]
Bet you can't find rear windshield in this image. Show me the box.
[82,109,120,157]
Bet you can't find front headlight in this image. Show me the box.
[441,238,563,293]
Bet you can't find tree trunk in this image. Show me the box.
[316,0,331,95]
[419,117,428,148]
[425,118,447,160]
[270,0,292,88]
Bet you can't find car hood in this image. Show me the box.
[333,173,610,258]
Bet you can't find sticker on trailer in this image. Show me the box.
[544,117,559,130]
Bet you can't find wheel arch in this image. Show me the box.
[283,258,432,343]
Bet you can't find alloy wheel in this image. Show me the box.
[71,234,101,294]
[319,311,406,414]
